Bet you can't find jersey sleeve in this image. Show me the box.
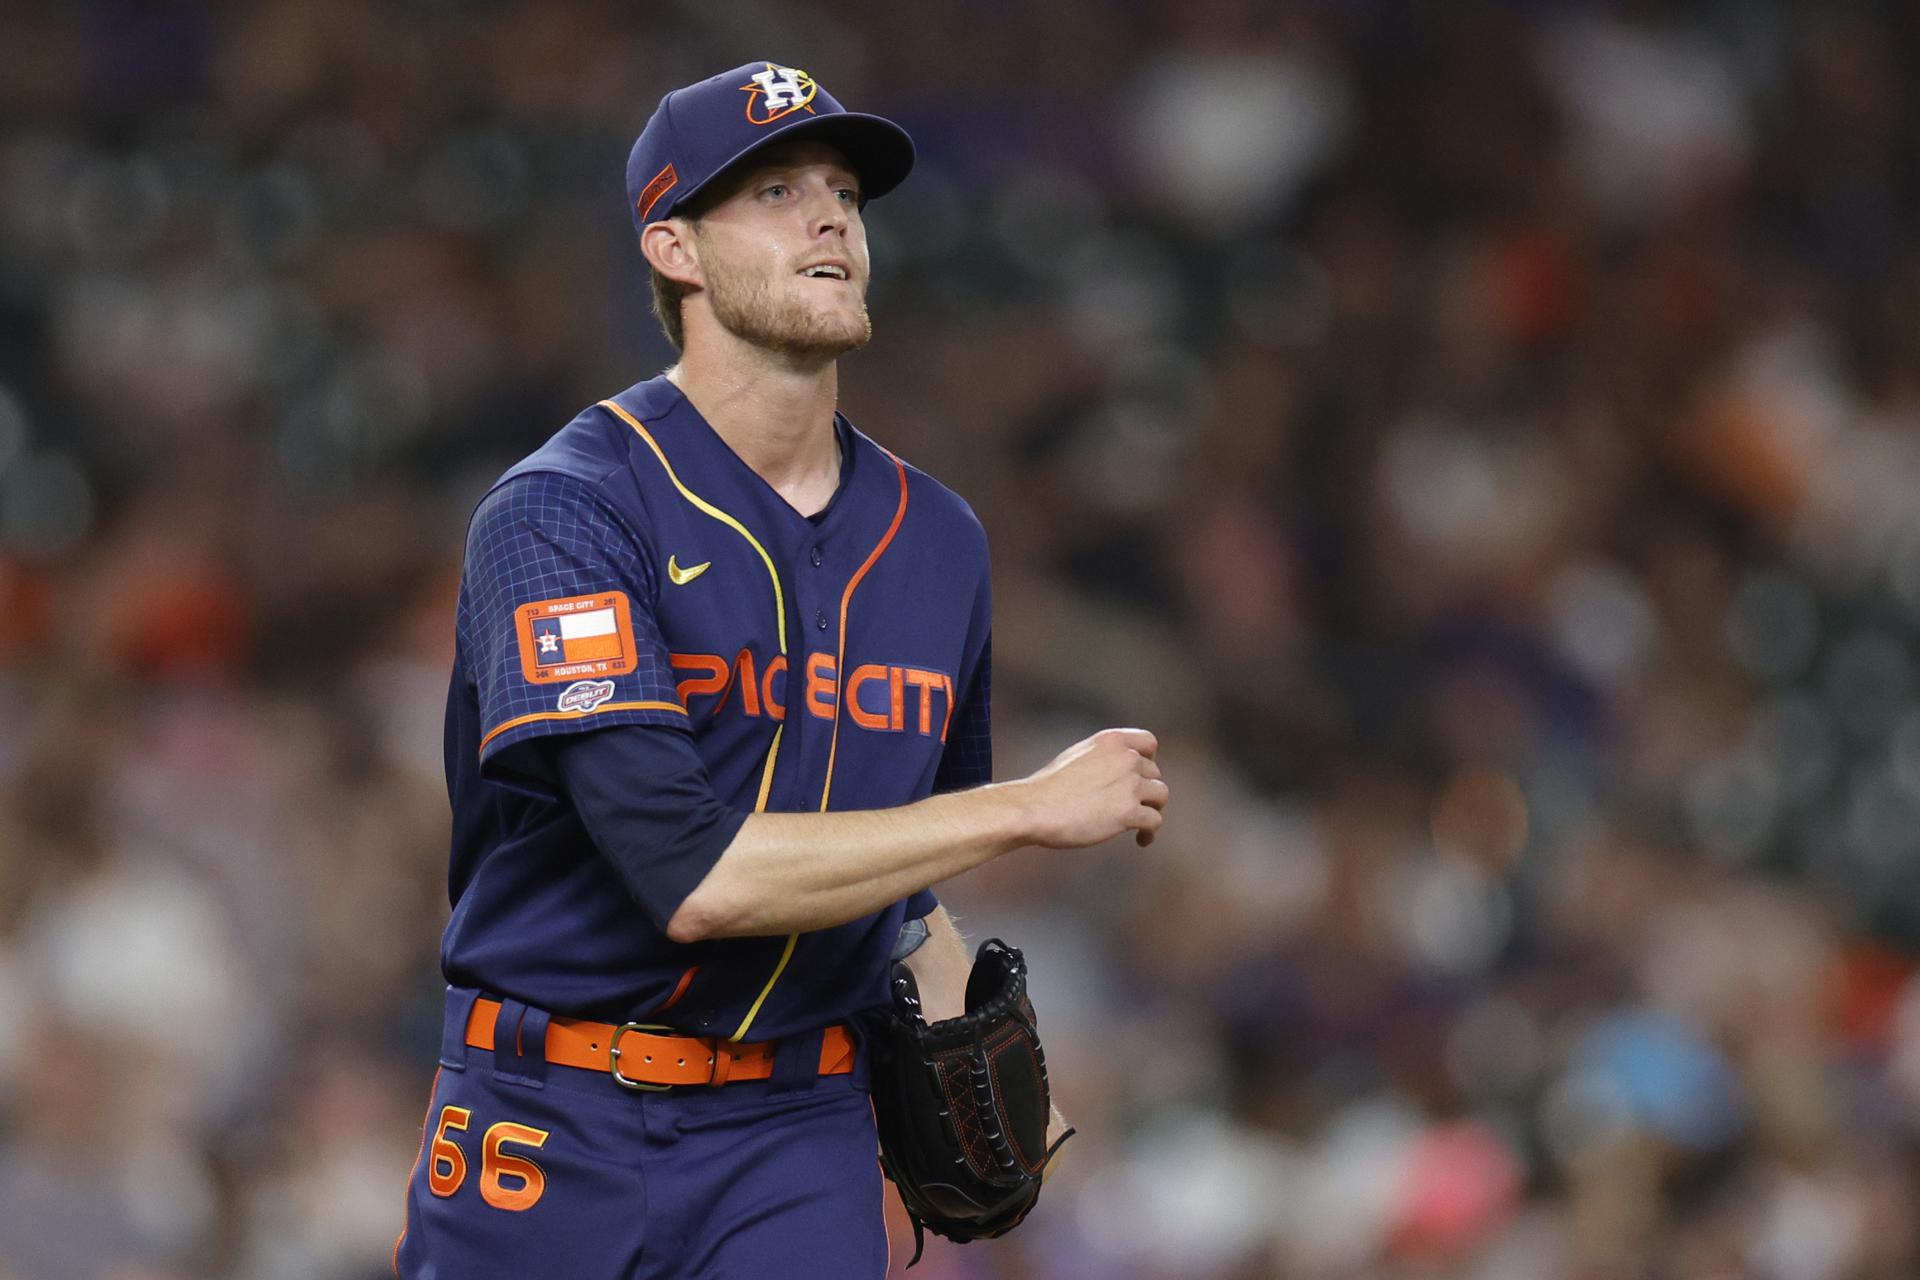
[546,723,748,931]
[933,545,993,797]
[459,470,688,794]
[911,557,992,920]
[932,634,991,795]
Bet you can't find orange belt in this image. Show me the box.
[465,997,856,1089]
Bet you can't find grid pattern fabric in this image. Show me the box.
[933,637,992,793]
[458,470,685,765]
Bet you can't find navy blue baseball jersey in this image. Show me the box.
[439,374,993,1044]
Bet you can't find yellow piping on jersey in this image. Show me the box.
[600,397,793,1042]
[732,929,798,1042]
[733,453,906,1047]
[602,400,788,646]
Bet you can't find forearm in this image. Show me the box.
[902,904,973,1021]
[666,783,1031,941]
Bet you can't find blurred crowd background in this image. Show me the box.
[2,0,1919,1277]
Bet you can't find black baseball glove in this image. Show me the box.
[866,938,1074,1266]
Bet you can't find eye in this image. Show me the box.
[762,183,790,200]
[835,186,860,205]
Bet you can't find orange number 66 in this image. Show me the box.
[426,1106,550,1211]
[480,1122,550,1210]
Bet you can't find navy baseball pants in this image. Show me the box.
[395,988,890,1279]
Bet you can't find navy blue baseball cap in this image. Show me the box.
[626,61,915,234]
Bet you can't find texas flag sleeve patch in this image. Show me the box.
[515,591,640,684]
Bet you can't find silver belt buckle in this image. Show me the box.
[608,1022,677,1092]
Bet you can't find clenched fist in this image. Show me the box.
[1012,728,1168,849]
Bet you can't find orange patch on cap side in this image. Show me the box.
[637,163,678,220]
[515,591,640,684]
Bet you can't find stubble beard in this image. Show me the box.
[702,249,872,362]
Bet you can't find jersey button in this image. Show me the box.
[815,609,828,631]
[810,545,822,567]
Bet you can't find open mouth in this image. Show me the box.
[799,264,850,281]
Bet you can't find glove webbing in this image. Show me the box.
[899,996,1075,1267]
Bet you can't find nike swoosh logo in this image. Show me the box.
[667,555,711,586]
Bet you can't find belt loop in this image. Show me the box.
[441,987,479,1072]
[768,1026,826,1095]
[709,1040,735,1087]
[845,1021,872,1091]
[490,998,550,1090]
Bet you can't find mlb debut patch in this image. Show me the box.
[558,679,617,713]
[516,592,640,684]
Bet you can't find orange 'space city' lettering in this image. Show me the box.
[669,650,955,741]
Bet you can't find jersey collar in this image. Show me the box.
[609,374,882,543]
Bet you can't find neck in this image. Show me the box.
[666,331,841,512]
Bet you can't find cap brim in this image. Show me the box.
[664,112,916,219]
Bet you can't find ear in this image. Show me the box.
[640,219,702,289]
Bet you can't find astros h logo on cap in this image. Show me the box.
[625,60,916,235]
[742,64,819,124]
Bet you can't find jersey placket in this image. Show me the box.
[735,441,910,1041]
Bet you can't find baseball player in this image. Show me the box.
[394,60,1169,1278]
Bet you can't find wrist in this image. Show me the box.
[966,779,1039,854]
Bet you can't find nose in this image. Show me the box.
[808,182,849,238]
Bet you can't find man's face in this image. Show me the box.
[686,139,872,360]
